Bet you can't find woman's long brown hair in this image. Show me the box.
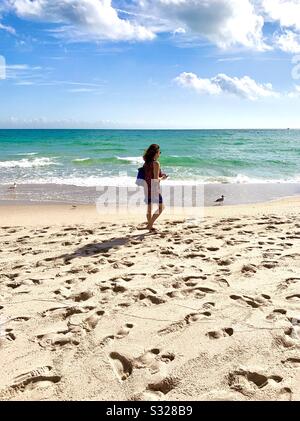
[143,144,160,164]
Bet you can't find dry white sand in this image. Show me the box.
[0,198,300,401]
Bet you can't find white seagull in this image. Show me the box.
[7,182,17,191]
[215,195,224,205]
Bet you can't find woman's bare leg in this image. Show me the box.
[147,204,164,230]
[146,204,152,225]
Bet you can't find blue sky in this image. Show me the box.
[0,0,300,129]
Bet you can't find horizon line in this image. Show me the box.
[0,127,299,131]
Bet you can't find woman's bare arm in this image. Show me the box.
[153,161,160,180]
[153,161,167,181]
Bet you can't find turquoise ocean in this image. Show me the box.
[1,129,300,204]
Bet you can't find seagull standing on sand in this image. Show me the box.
[215,195,224,205]
[7,182,17,191]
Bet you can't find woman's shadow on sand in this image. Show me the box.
[47,232,151,263]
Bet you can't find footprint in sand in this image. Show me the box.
[112,284,128,294]
[216,278,230,287]
[281,357,300,367]
[228,369,282,395]
[109,352,133,381]
[285,325,300,341]
[286,294,300,302]
[261,261,278,269]
[138,291,166,306]
[241,264,257,275]
[275,326,299,348]
[83,310,105,331]
[218,268,232,275]
[116,323,134,338]
[3,366,61,396]
[230,294,270,308]
[277,278,300,291]
[147,376,180,395]
[277,387,293,401]
[71,290,94,302]
[182,275,208,283]
[134,348,175,373]
[177,285,216,300]
[100,322,134,346]
[158,310,212,335]
[36,329,80,349]
[206,328,234,339]
[10,316,30,323]
[1,328,16,342]
[41,305,95,320]
[266,309,287,321]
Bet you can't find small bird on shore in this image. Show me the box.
[7,182,17,191]
[215,195,224,205]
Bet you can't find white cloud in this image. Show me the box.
[6,64,30,70]
[275,30,300,53]
[7,67,105,92]
[5,63,43,81]
[9,0,155,41]
[15,80,35,85]
[6,0,300,53]
[217,57,244,62]
[262,0,300,53]
[68,88,95,93]
[5,0,270,50]
[0,22,16,34]
[288,84,300,97]
[0,116,125,129]
[262,0,300,31]
[175,72,222,95]
[140,0,267,50]
[175,71,279,100]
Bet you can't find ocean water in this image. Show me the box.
[0,129,300,188]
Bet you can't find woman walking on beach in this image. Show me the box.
[143,144,167,231]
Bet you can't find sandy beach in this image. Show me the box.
[0,198,300,401]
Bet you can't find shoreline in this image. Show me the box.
[0,195,300,227]
[1,182,300,209]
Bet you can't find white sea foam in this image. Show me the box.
[5,173,300,187]
[73,158,91,162]
[0,157,58,168]
[116,156,143,164]
[20,175,138,187]
[226,174,300,184]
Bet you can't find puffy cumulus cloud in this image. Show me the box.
[139,0,267,50]
[275,30,300,53]
[175,71,279,100]
[175,72,222,95]
[6,0,300,53]
[262,0,300,53]
[6,0,268,49]
[8,0,155,41]
[262,0,300,31]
